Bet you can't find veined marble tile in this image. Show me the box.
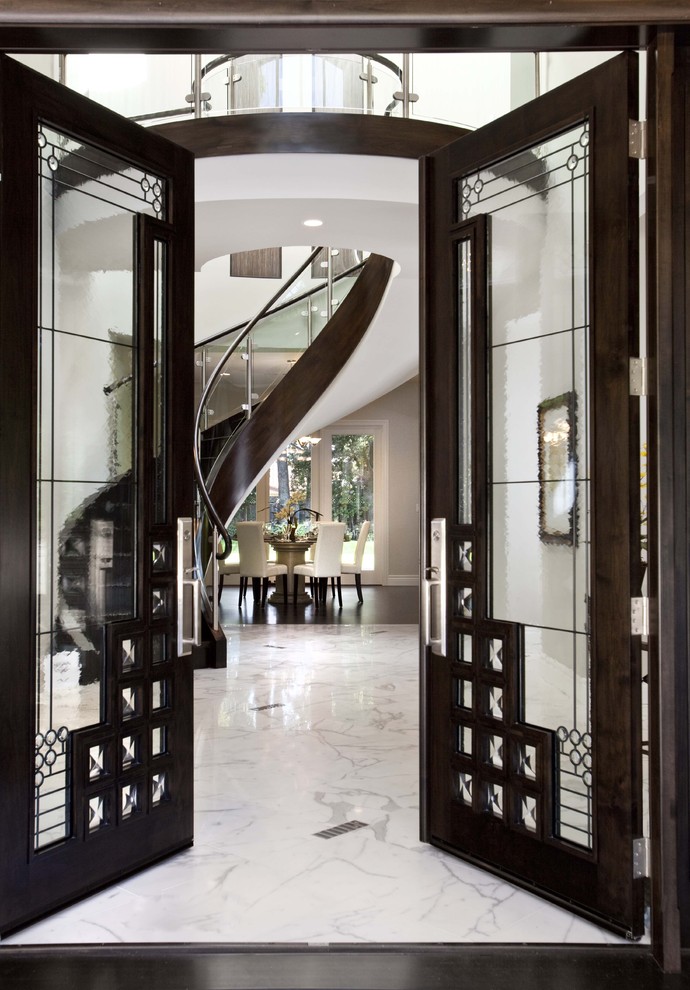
[2,622,641,946]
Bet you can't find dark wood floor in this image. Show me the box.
[1,944,690,990]
[220,584,419,626]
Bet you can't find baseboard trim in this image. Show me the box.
[387,575,419,586]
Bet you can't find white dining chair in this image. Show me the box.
[340,519,371,604]
[236,521,288,607]
[293,522,346,607]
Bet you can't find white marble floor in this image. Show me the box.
[3,623,633,945]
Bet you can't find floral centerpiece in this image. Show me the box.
[266,490,322,541]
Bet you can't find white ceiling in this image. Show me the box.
[194,152,420,433]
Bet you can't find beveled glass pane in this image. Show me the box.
[152,238,167,523]
[487,638,503,672]
[458,633,473,665]
[152,771,167,805]
[485,782,503,818]
[457,587,473,618]
[519,794,538,833]
[88,793,109,832]
[458,772,473,806]
[89,744,106,781]
[483,685,504,722]
[516,742,537,781]
[121,686,142,721]
[457,678,473,711]
[121,734,139,769]
[152,587,171,619]
[457,724,473,756]
[121,637,140,673]
[152,679,170,711]
[457,238,472,524]
[151,632,168,665]
[152,541,170,572]
[458,541,473,571]
[121,782,140,819]
[487,734,503,768]
[152,725,167,757]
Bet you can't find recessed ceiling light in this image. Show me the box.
[303,218,323,227]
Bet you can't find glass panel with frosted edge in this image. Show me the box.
[34,123,164,849]
[476,120,592,849]
[331,434,375,569]
[312,54,365,113]
[457,238,472,524]
[152,238,167,523]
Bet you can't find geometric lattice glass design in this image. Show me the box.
[457,724,473,756]
[458,541,473,571]
[458,633,473,665]
[457,679,473,711]
[487,734,503,769]
[555,726,593,847]
[487,638,503,672]
[458,771,473,806]
[152,771,167,806]
[121,782,140,820]
[152,725,167,758]
[485,782,503,818]
[518,793,538,833]
[34,726,71,850]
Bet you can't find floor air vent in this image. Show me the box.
[313,820,369,839]
[250,703,285,712]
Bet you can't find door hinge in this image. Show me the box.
[629,357,650,396]
[633,837,650,879]
[631,597,650,636]
[629,120,648,159]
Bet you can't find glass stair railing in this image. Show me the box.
[193,247,365,630]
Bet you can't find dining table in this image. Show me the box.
[265,536,317,605]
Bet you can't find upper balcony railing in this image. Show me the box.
[60,52,477,129]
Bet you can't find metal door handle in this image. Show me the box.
[177,517,201,655]
[423,518,446,657]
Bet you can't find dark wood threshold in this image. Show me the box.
[1,944,690,989]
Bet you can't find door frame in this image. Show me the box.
[0,9,685,975]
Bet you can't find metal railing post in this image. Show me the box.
[245,337,254,421]
[326,249,334,321]
[393,54,419,118]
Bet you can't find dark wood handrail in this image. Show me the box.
[208,252,393,522]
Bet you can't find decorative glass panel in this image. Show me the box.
[458,541,473,571]
[88,743,106,781]
[458,772,473,806]
[457,238,472,524]
[483,685,503,721]
[34,726,70,850]
[35,123,166,848]
[152,587,170,618]
[152,541,170,571]
[458,587,473,618]
[517,742,537,781]
[151,632,168,665]
[485,782,503,818]
[121,782,140,820]
[487,734,503,769]
[518,794,538,833]
[88,794,109,832]
[487,638,503,672]
[121,734,139,769]
[121,686,141,721]
[152,679,170,711]
[152,240,168,524]
[457,679,473,711]
[465,121,593,850]
[121,637,140,673]
[152,725,167,757]
[152,771,167,806]
[457,724,473,756]
[458,633,473,665]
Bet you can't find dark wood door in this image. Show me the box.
[421,53,644,937]
[0,55,195,934]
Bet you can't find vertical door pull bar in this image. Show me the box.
[423,518,447,657]
[177,517,201,655]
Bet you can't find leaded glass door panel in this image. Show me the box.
[0,55,194,934]
[421,53,644,936]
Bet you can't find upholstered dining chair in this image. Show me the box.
[340,519,371,603]
[293,522,346,607]
[235,521,288,607]
[217,540,240,604]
